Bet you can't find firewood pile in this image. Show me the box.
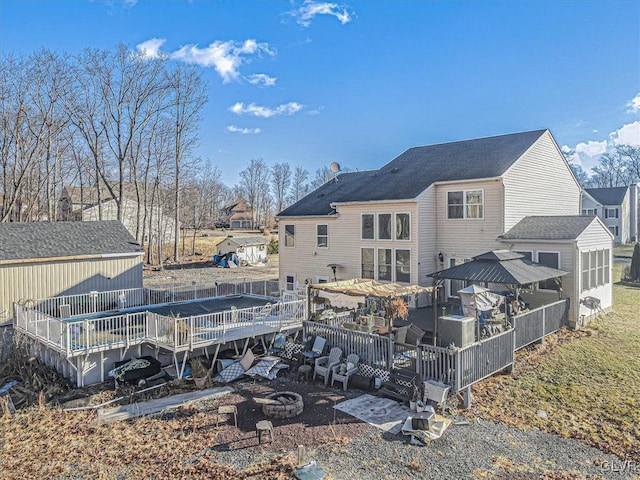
[0,333,73,412]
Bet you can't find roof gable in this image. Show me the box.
[584,186,628,206]
[0,221,143,262]
[279,129,548,217]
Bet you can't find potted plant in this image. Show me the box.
[190,357,209,388]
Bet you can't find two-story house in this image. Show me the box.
[277,129,613,326]
[582,185,639,244]
[219,199,254,230]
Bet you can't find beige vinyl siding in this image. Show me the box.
[503,130,581,231]
[436,178,505,258]
[416,186,438,286]
[576,219,613,320]
[0,256,143,321]
[278,202,418,288]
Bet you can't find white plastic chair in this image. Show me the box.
[314,347,343,385]
[331,353,360,391]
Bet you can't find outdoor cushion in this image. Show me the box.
[213,361,245,383]
[239,349,256,371]
[245,358,280,378]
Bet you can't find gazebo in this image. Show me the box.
[428,250,568,345]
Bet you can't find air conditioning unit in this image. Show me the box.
[437,315,475,348]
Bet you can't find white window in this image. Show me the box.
[582,208,596,215]
[604,208,618,219]
[316,276,329,284]
[395,213,410,240]
[537,252,560,290]
[378,213,392,240]
[378,248,392,281]
[285,274,296,291]
[284,224,295,247]
[447,190,484,219]
[361,248,375,279]
[608,226,619,237]
[316,224,328,248]
[361,214,374,240]
[395,249,411,283]
[515,250,533,261]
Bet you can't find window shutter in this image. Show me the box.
[604,209,608,218]
[615,209,619,218]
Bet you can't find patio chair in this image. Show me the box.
[301,336,326,365]
[267,332,287,356]
[313,346,343,385]
[331,353,360,391]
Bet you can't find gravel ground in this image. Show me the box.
[210,419,633,479]
[203,372,633,479]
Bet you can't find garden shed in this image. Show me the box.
[216,235,268,265]
[0,220,143,323]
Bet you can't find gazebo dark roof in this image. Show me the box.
[428,250,567,286]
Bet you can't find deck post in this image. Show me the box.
[462,386,472,408]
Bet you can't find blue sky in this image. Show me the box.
[1,0,639,185]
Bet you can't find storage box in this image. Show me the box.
[437,315,475,348]
[411,411,435,431]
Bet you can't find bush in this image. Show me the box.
[268,238,278,254]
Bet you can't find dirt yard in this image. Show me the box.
[143,229,279,288]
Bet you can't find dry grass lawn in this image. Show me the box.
[470,277,640,463]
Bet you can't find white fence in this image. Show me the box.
[33,279,281,319]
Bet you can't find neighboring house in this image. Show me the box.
[0,221,143,323]
[219,199,253,230]
[59,184,176,245]
[277,129,612,326]
[582,185,639,244]
[216,235,268,265]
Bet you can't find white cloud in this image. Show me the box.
[227,125,261,135]
[610,121,640,146]
[246,73,277,87]
[136,38,166,59]
[626,93,640,113]
[170,40,274,83]
[575,140,607,157]
[288,1,353,27]
[230,102,303,117]
[136,38,274,83]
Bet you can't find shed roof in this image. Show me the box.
[584,186,628,206]
[278,129,548,217]
[217,236,266,247]
[0,221,143,262]
[501,215,596,241]
[429,250,567,285]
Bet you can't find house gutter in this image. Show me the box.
[0,251,144,266]
[498,238,577,244]
[330,198,417,207]
[276,214,338,220]
[432,176,502,186]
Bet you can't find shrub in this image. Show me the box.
[268,238,279,254]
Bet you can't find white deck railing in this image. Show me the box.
[15,297,304,357]
[32,279,281,319]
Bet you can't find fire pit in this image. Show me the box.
[262,391,304,419]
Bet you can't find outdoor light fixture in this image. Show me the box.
[438,252,444,263]
[326,263,340,282]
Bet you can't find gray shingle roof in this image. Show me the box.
[501,215,596,241]
[429,250,567,285]
[0,221,143,262]
[278,129,548,217]
[584,186,628,206]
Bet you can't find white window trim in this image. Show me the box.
[394,248,411,284]
[377,213,393,241]
[285,273,297,291]
[514,250,534,261]
[316,276,330,284]
[536,250,561,291]
[361,247,375,279]
[377,247,393,281]
[284,224,295,248]
[446,189,485,220]
[361,213,375,241]
[316,223,329,249]
[395,212,411,241]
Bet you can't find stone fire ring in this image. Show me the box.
[262,391,304,419]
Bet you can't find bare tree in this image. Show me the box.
[271,162,291,213]
[288,165,309,204]
[166,64,208,262]
[591,150,631,187]
[311,165,333,189]
[238,158,270,227]
[618,145,640,183]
